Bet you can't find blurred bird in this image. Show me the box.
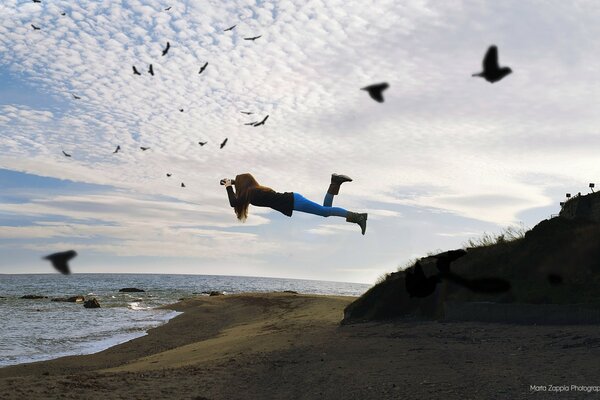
[140,147,150,151]
[253,115,269,127]
[472,45,512,83]
[220,138,228,149]
[428,249,468,274]
[224,25,236,32]
[164,6,171,11]
[166,173,172,177]
[199,62,208,74]
[61,12,66,16]
[113,145,121,154]
[245,122,258,126]
[72,94,81,100]
[133,66,141,75]
[43,250,77,275]
[361,82,389,103]
[179,108,184,112]
[244,35,262,41]
[198,141,207,146]
[240,111,253,115]
[405,261,440,298]
[62,150,71,158]
[148,64,154,76]
[31,24,41,30]
[181,182,186,188]
[162,41,170,56]
[33,0,41,3]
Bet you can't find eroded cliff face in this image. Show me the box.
[560,191,600,222]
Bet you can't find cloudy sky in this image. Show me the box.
[0,0,599,283]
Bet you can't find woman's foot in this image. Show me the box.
[346,212,367,235]
[328,173,353,195]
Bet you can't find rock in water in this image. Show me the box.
[119,288,145,293]
[52,295,85,303]
[84,298,101,308]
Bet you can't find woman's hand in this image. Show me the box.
[220,178,233,187]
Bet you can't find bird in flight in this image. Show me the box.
[31,24,41,30]
[244,35,262,41]
[72,94,81,100]
[62,150,72,158]
[140,146,150,151]
[179,108,184,112]
[429,249,467,274]
[113,145,121,154]
[162,41,171,56]
[166,173,172,177]
[198,141,207,146]
[472,45,512,83]
[181,182,186,188]
[32,0,41,3]
[244,122,258,126]
[361,82,389,103]
[43,250,77,275]
[405,261,440,298]
[132,66,141,75]
[240,111,253,115]
[199,62,208,74]
[148,64,154,76]
[220,138,228,149]
[164,6,171,11]
[253,115,269,127]
[61,12,66,16]
[224,25,236,32]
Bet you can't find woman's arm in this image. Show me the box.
[226,186,238,207]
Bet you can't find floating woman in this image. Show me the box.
[220,173,368,234]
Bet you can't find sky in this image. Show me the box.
[1,0,599,284]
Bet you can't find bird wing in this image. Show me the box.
[483,45,499,71]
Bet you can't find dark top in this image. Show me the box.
[227,186,294,217]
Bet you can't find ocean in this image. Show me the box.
[0,273,369,368]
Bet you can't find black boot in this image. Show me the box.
[346,212,367,235]
[328,173,353,195]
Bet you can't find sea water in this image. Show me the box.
[0,274,369,367]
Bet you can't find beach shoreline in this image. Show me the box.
[1,292,600,399]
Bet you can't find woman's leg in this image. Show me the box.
[294,193,348,218]
[323,173,352,206]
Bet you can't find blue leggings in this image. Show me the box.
[293,193,348,218]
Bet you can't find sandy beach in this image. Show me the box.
[1,292,599,399]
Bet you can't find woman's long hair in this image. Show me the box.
[233,173,272,221]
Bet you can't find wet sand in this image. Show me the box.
[1,292,599,399]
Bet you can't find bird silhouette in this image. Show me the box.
[253,115,269,127]
[113,145,121,154]
[220,138,228,149]
[199,62,208,74]
[31,24,41,30]
[61,12,66,16]
[33,0,41,3]
[43,250,77,275]
[166,173,172,177]
[62,150,71,158]
[181,182,186,188]
[72,94,81,100]
[429,249,467,274]
[132,66,141,75]
[224,25,236,32]
[198,141,207,146]
[148,64,154,76]
[244,35,262,41]
[245,122,258,126]
[162,41,170,56]
[472,45,512,83]
[179,108,184,112]
[361,82,389,103]
[164,6,171,11]
[140,147,150,151]
[240,111,253,115]
[405,261,440,298]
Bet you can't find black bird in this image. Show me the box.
[405,261,440,298]
[253,115,269,127]
[140,146,150,151]
[361,82,389,103]
[132,66,141,75]
[220,138,228,149]
[72,94,81,100]
[162,41,170,56]
[179,108,184,112]
[198,62,208,74]
[181,182,186,188]
[164,6,171,11]
[240,111,253,115]
[244,121,258,126]
[43,250,77,275]
[472,45,512,83]
[166,173,172,177]
[429,249,468,274]
[148,64,154,76]
[198,141,207,146]
[244,35,262,41]
[33,0,41,3]
[61,12,66,16]
[31,24,41,30]
[62,150,71,158]
[224,25,236,32]
[113,145,120,154]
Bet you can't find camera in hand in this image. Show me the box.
[220,179,235,186]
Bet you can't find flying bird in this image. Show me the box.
[113,145,121,154]
[405,261,440,298]
[253,115,269,127]
[61,12,66,16]
[31,24,41,30]
[220,138,228,149]
[62,150,71,158]
[240,111,253,115]
[43,250,77,275]
[198,62,208,74]
[429,249,468,274]
[140,147,150,151]
[472,45,512,83]
[244,35,262,41]
[198,141,207,146]
[181,182,186,188]
[72,94,81,100]
[164,6,171,11]
[32,0,41,3]
[361,82,389,103]
[179,108,184,112]
[148,64,154,76]
[224,25,236,32]
[244,122,258,126]
[132,66,141,75]
[162,41,170,56]
[166,173,172,177]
